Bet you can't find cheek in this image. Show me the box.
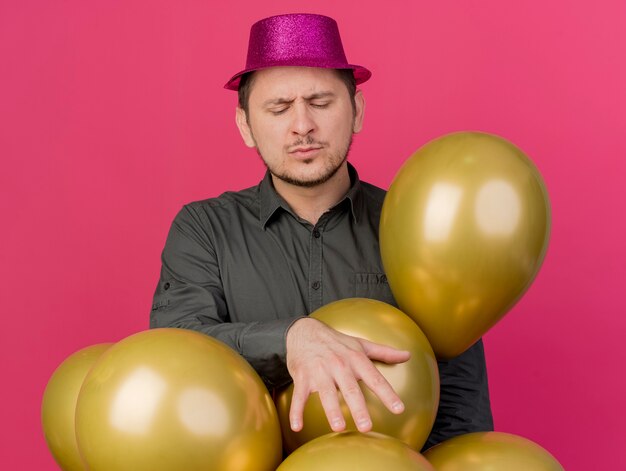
[328,108,355,134]
[250,121,283,149]
[333,118,355,141]
[255,133,290,163]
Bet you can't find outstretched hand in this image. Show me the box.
[285,317,410,433]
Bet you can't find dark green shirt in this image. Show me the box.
[151,164,493,449]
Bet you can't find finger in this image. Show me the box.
[289,379,309,432]
[335,374,372,432]
[316,380,346,432]
[360,338,411,364]
[356,359,405,415]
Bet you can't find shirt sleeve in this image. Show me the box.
[150,205,300,389]
[422,339,494,451]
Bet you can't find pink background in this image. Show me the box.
[1,1,624,469]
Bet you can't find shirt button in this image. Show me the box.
[313,230,321,238]
[312,281,320,290]
[164,282,170,290]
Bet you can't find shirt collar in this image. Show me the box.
[258,162,363,229]
[258,171,288,228]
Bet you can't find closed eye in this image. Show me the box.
[269,107,289,115]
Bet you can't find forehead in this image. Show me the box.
[247,67,346,103]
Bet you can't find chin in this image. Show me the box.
[278,165,343,188]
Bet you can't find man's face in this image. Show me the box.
[236,67,365,188]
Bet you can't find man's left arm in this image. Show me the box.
[422,339,494,451]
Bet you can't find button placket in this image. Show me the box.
[308,224,324,311]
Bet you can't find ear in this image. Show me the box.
[352,90,365,134]
[235,107,256,148]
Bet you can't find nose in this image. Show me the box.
[290,102,316,137]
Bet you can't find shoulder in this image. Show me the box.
[173,184,260,229]
[185,184,259,214]
[359,179,387,209]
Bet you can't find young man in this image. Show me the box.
[151,13,493,450]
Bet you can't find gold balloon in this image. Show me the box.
[423,431,564,470]
[276,298,439,453]
[75,328,282,471]
[277,432,435,470]
[41,343,112,471]
[380,131,550,359]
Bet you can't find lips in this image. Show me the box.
[288,146,323,159]
[289,146,322,153]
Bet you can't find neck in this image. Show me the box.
[271,163,351,225]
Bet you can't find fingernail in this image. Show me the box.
[357,418,372,429]
[331,418,344,429]
[392,401,405,413]
[291,420,301,430]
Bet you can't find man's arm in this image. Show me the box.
[422,339,494,450]
[150,205,300,389]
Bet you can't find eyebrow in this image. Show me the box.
[262,91,336,107]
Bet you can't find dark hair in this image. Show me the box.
[237,68,357,118]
